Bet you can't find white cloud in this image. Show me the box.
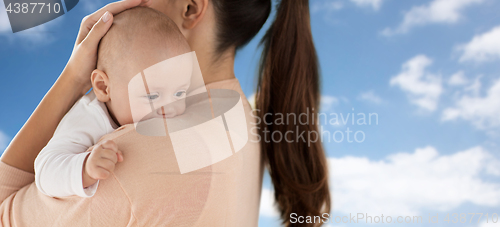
[312,0,383,12]
[259,188,280,217]
[81,0,107,13]
[260,146,500,218]
[458,25,500,63]
[246,93,256,110]
[448,71,468,86]
[331,146,500,216]
[321,95,340,112]
[0,130,10,152]
[390,55,443,111]
[0,0,12,33]
[463,75,483,96]
[442,78,500,129]
[381,0,484,36]
[349,0,384,11]
[311,0,344,25]
[358,90,383,104]
[311,0,344,14]
[478,220,500,227]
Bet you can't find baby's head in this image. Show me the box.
[92,7,192,126]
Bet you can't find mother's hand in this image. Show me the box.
[64,0,153,94]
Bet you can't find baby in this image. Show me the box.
[34,7,192,197]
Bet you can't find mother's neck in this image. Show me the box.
[193,44,236,85]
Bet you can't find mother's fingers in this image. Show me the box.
[76,0,152,44]
[79,11,113,52]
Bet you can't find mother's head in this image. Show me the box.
[150,0,331,224]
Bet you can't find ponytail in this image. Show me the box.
[256,0,331,225]
[211,0,330,224]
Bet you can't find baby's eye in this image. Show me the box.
[174,90,186,98]
[146,93,160,101]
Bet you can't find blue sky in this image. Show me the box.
[2,0,500,226]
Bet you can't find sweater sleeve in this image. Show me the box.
[0,161,35,203]
[34,93,109,198]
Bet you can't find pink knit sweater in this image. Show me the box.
[0,79,263,227]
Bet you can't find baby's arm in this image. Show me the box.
[34,94,114,197]
[35,142,94,197]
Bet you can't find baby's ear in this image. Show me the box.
[91,69,111,102]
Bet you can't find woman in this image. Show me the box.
[0,0,330,225]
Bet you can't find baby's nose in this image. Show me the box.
[157,106,177,118]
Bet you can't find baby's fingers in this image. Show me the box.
[100,148,118,164]
[95,158,116,174]
[92,167,111,180]
[100,142,123,163]
[101,140,118,152]
[116,149,124,162]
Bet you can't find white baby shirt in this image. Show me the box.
[34,92,118,197]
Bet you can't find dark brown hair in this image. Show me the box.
[212,0,331,225]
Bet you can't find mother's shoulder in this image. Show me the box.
[98,124,136,143]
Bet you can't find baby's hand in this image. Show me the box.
[82,140,124,188]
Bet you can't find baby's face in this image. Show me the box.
[107,52,193,126]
